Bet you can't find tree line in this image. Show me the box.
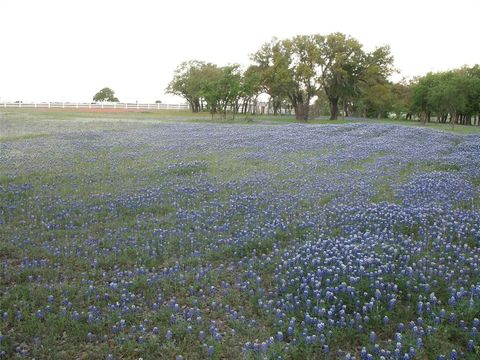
[167,33,480,125]
[410,66,480,126]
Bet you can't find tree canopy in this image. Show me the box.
[411,66,480,126]
[93,87,119,102]
[250,33,394,120]
[167,62,247,118]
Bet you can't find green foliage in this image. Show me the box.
[239,65,263,114]
[92,87,119,102]
[166,37,479,124]
[252,39,292,115]
[410,66,480,126]
[166,60,207,112]
[251,33,394,120]
[390,80,413,118]
[167,62,247,118]
[361,82,394,118]
[214,65,242,119]
[317,33,368,120]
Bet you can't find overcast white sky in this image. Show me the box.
[1,0,479,103]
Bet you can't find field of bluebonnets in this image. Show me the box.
[1,112,480,359]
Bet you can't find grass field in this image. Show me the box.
[1,111,479,359]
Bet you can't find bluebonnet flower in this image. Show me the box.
[2,121,480,358]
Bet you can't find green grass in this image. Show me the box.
[2,109,480,135]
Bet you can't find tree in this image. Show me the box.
[361,82,394,119]
[239,65,262,114]
[315,33,364,119]
[462,65,480,125]
[168,61,245,119]
[427,71,468,128]
[197,63,223,117]
[166,61,206,112]
[390,80,413,119]
[253,35,321,120]
[93,87,119,102]
[215,65,242,119]
[317,34,394,120]
[410,73,436,123]
[252,39,292,116]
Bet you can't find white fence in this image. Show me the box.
[1,102,189,111]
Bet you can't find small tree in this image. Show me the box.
[216,65,242,119]
[167,61,208,112]
[93,87,119,102]
[239,65,262,115]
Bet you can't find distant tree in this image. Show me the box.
[427,71,468,128]
[352,45,396,118]
[253,35,321,120]
[239,65,262,114]
[166,60,206,112]
[216,65,242,119]
[410,66,480,126]
[168,61,244,119]
[390,79,413,119]
[252,39,291,116]
[320,35,394,120]
[197,63,223,117]
[361,82,394,119]
[198,64,242,119]
[410,73,436,123]
[155,100,162,104]
[93,87,119,102]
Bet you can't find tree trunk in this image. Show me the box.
[343,100,350,117]
[294,102,309,120]
[188,99,195,112]
[329,97,339,120]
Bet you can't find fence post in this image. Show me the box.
[125,103,128,110]
[114,103,116,109]
[62,102,64,109]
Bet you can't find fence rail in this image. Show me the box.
[1,102,189,111]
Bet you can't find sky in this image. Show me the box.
[1,0,479,104]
